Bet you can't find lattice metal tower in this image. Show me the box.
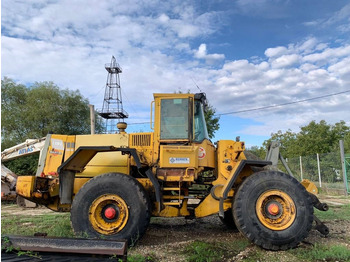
[98,56,128,133]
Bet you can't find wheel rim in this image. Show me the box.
[89,194,129,235]
[256,190,296,231]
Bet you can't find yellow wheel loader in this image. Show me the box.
[15,92,328,250]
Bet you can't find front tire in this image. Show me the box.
[233,171,313,250]
[71,173,150,245]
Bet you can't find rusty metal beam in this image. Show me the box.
[3,235,127,256]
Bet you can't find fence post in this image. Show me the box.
[317,153,322,188]
[339,140,348,196]
[299,156,303,180]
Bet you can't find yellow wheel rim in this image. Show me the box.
[89,194,129,235]
[256,190,296,231]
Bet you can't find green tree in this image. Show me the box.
[263,129,298,157]
[204,103,220,139]
[344,132,350,153]
[1,78,104,149]
[297,120,349,156]
[1,78,29,147]
[259,120,350,182]
[261,121,350,158]
[297,120,333,156]
[1,78,105,174]
[246,145,266,160]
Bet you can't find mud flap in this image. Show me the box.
[59,170,75,204]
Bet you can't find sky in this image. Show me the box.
[2,0,350,147]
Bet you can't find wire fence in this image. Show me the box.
[276,152,349,195]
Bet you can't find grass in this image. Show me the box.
[314,203,350,220]
[1,211,74,237]
[183,239,250,262]
[288,243,350,262]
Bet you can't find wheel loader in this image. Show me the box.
[15,92,328,251]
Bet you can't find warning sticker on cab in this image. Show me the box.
[198,147,206,159]
[169,157,190,164]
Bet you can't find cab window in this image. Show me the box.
[160,98,190,140]
[194,100,209,142]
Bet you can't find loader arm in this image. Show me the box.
[1,137,47,202]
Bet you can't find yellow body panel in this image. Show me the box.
[64,135,76,161]
[197,139,216,168]
[129,132,154,165]
[152,201,191,217]
[301,179,318,195]
[216,140,246,181]
[43,135,76,176]
[16,176,35,198]
[73,178,90,194]
[159,145,198,168]
[75,134,129,177]
[194,194,232,217]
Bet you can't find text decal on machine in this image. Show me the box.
[169,157,190,164]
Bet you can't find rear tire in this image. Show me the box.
[71,173,150,245]
[233,171,313,250]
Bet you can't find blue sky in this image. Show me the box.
[2,0,350,147]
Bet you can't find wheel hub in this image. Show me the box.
[267,202,280,216]
[103,206,118,220]
[89,194,129,235]
[256,190,296,231]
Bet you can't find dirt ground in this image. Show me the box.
[1,196,350,261]
[133,196,350,261]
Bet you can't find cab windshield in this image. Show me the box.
[160,98,190,140]
[194,100,209,142]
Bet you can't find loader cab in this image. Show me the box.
[152,92,215,173]
[154,93,209,144]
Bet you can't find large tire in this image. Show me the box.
[233,171,313,250]
[71,173,150,245]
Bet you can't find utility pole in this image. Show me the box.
[89,104,95,135]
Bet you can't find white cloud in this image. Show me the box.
[210,39,350,136]
[303,45,350,64]
[271,54,301,68]
[265,46,288,58]
[194,44,225,64]
[297,38,318,54]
